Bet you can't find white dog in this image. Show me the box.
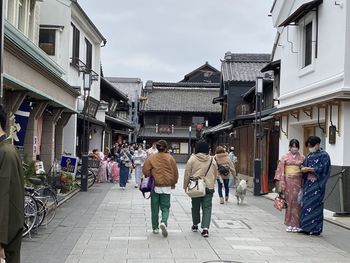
[235,179,247,205]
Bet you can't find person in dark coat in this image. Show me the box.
[0,105,24,263]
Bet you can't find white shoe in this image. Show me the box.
[160,223,168,237]
[286,226,293,232]
[135,184,139,188]
[153,229,159,234]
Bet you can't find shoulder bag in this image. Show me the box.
[186,158,213,198]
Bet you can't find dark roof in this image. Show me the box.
[141,82,221,113]
[100,77,128,100]
[180,62,220,83]
[261,60,281,73]
[279,0,323,27]
[221,53,271,82]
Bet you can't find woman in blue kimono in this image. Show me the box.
[118,144,133,189]
[300,136,331,235]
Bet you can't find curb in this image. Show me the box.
[57,188,80,207]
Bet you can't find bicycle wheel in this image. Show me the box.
[23,194,38,237]
[40,187,57,225]
[33,198,46,228]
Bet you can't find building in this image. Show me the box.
[100,77,134,152]
[2,0,80,170]
[139,81,221,162]
[204,53,276,184]
[270,0,350,213]
[106,77,142,143]
[39,0,106,156]
[179,61,221,83]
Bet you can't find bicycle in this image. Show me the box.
[74,163,97,189]
[23,193,38,237]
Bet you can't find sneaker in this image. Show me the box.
[191,225,198,232]
[225,196,229,202]
[201,228,209,238]
[134,184,139,188]
[160,222,168,237]
[286,226,293,232]
[153,229,159,234]
[292,227,299,233]
[220,197,224,204]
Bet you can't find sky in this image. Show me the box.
[79,0,276,83]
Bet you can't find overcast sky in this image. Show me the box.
[79,0,276,83]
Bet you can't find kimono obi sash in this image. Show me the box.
[285,165,301,176]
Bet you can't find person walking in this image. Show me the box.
[118,144,133,189]
[92,149,108,183]
[300,136,331,235]
[142,140,178,237]
[274,139,305,233]
[0,105,25,263]
[214,146,236,204]
[183,141,218,237]
[132,145,147,188]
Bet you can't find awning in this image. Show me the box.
[77,114,106,127]
[261,60,281,73]
[202,122,232,135]
[4,73,78,113]
[105,115,134,129]
[279,0,323,27]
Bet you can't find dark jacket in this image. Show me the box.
[0,138,24,246]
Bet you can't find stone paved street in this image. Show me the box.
[21,165,350,263]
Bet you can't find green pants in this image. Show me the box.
[151,191,171,230]
[191,191,214,229]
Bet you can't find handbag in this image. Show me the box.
[139,176,155,199]
[186,158,213,198]
[274,192,287,211]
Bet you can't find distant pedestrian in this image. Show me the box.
[93,149,108,183]
[118,144,133,189]
[183,141,218,238]
[0,105,24,263]
[132,145,147,188]
[214,146,236,204]
[300,136,331,235]
[274,139,305,233]
[142,140,178,237]
[146,142,158,157]
[228,146,238,164]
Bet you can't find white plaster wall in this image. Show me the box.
[63,114,77,156]
[89,125,104,152]
[275,0,347,108]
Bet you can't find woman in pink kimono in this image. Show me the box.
[93,149,108,183]
[274,139,305,232]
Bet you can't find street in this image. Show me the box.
[21,165,350,263]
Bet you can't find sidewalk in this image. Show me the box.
[263,193,350,230]
[21,165,350,263]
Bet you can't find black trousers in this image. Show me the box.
[4,229,22,263]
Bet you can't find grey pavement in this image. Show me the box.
[21,164,350,263]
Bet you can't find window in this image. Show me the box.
[303,22,313,67]
[18,0,25,32]
[39,29,56,55]
[71,23,80,65]
[85,38,92,69]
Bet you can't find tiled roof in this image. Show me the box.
[138,127,198,139]
[222,53,271,82]
[141,82,221,113]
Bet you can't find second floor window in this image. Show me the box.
[303,22,313,67]
[71,23,80,65]
[39,29,56,56]
[85,38,92,69]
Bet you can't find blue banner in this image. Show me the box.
[13,102,32,150]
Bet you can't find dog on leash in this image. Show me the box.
[235,179,247,205]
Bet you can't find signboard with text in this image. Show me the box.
[60,155,78,176]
